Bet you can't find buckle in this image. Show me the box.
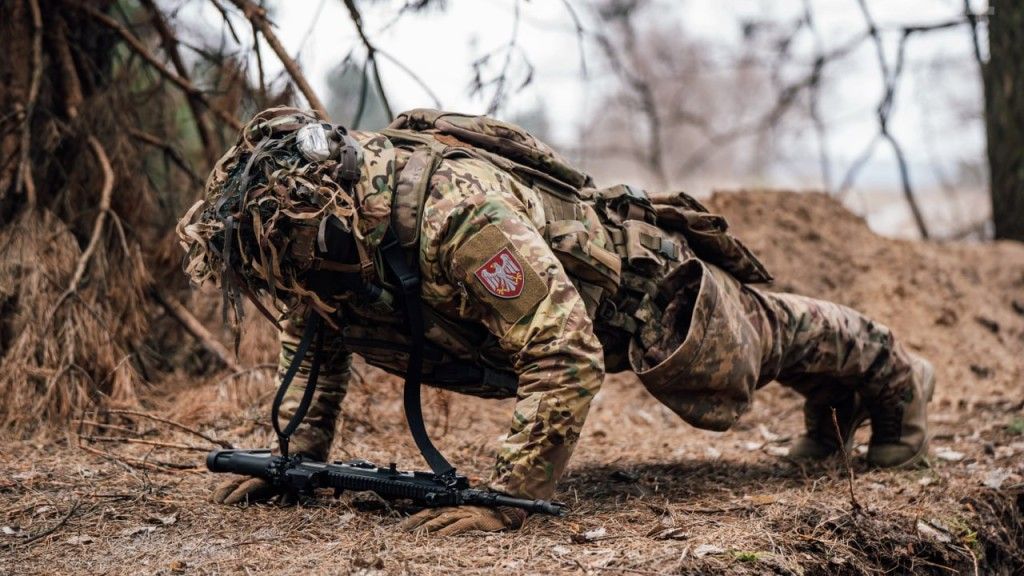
[659,238,679,261]
[596,299,618,322]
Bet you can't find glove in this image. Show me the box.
[398,505,527,536]
[212,476,281,505]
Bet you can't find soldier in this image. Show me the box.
[178,107,934,536]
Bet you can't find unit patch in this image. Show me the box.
[453,223,549,324]
[475,248,525,298]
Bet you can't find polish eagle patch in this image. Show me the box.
[474,248,525,299]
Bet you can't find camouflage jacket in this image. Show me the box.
[278,112,771,501]
[279,128,603,501]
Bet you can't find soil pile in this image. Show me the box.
[2,190,1022,575]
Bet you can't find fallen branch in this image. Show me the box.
[78,435,210,453]
[78,443,202,472]
[152,287,243,373]
[19,500,81,546]
[97,409,235,449]
[228,0,329,117]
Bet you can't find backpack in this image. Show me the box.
[381,109,771,321]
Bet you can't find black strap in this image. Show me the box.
[270,314,324,457]
[379,230,457,481]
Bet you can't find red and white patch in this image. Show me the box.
[474,248,525,299]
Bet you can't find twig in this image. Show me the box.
[49,136,114,316]
[831,408,861,514]
[128,129,204,187]
[212,363,276,388]
[75,419,149,437]
[13,0,43,207]
[140,0,220,170]
[152,287,243,373]
[19,501,81,545]
[342,0,394,121]
[78,443,202,472]
[96,409,235,449]
[377,49,442,108]
[229,0,329,117]
[856,0,929,239]
[558,0,588,77]
[72,2,242,130]
[78,435,210,452]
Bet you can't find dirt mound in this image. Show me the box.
[3,191,1023,575]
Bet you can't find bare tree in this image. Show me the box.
[984,0,1024,241]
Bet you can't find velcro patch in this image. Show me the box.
[455,224,547,324]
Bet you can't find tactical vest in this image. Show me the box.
[378,109,772,359]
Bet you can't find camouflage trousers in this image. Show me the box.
[632,260,916,431]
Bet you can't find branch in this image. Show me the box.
[128,129,204,187]
[49,136,114,315]
[78,435,211,452]
[229,0,329,118]
[152,287,243,374]
[139,0,220,170]
[856,0,929,238]
[13,0,43,207]
[73,2,242,131]
[342,0,394,120]
[95,409,235,449]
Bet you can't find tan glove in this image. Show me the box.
[398,505,527,536]
[212,476,280,505]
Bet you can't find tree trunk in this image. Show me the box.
[986,0,1024,241]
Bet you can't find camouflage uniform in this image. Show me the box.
[270,121,923,501]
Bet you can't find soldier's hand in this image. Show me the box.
[398,505,527,536]
[212,475,279,505]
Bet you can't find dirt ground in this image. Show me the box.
[2,191,1023,575]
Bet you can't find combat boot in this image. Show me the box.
[788,389,867,460]
[866,354,935,468]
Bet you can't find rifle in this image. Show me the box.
[207,449,567,516]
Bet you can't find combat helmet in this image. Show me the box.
[176,107,369,327]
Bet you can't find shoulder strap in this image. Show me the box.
[391,145,443,248]
[378,228,458,481]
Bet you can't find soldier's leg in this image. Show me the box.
[751,290,934,467]
[275,315,352,460]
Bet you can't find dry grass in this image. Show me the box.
[0,208,149,433]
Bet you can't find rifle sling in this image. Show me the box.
[379,229,458,481]
[269,232,456,479]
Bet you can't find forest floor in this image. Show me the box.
[2,191,1023,575]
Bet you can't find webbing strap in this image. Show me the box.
[270,314,324,457]
[379,229,457,481]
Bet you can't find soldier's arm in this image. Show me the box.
[434,186,605,501]
[275,312,353,460]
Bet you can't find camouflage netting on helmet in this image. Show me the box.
[176,107,361,321]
